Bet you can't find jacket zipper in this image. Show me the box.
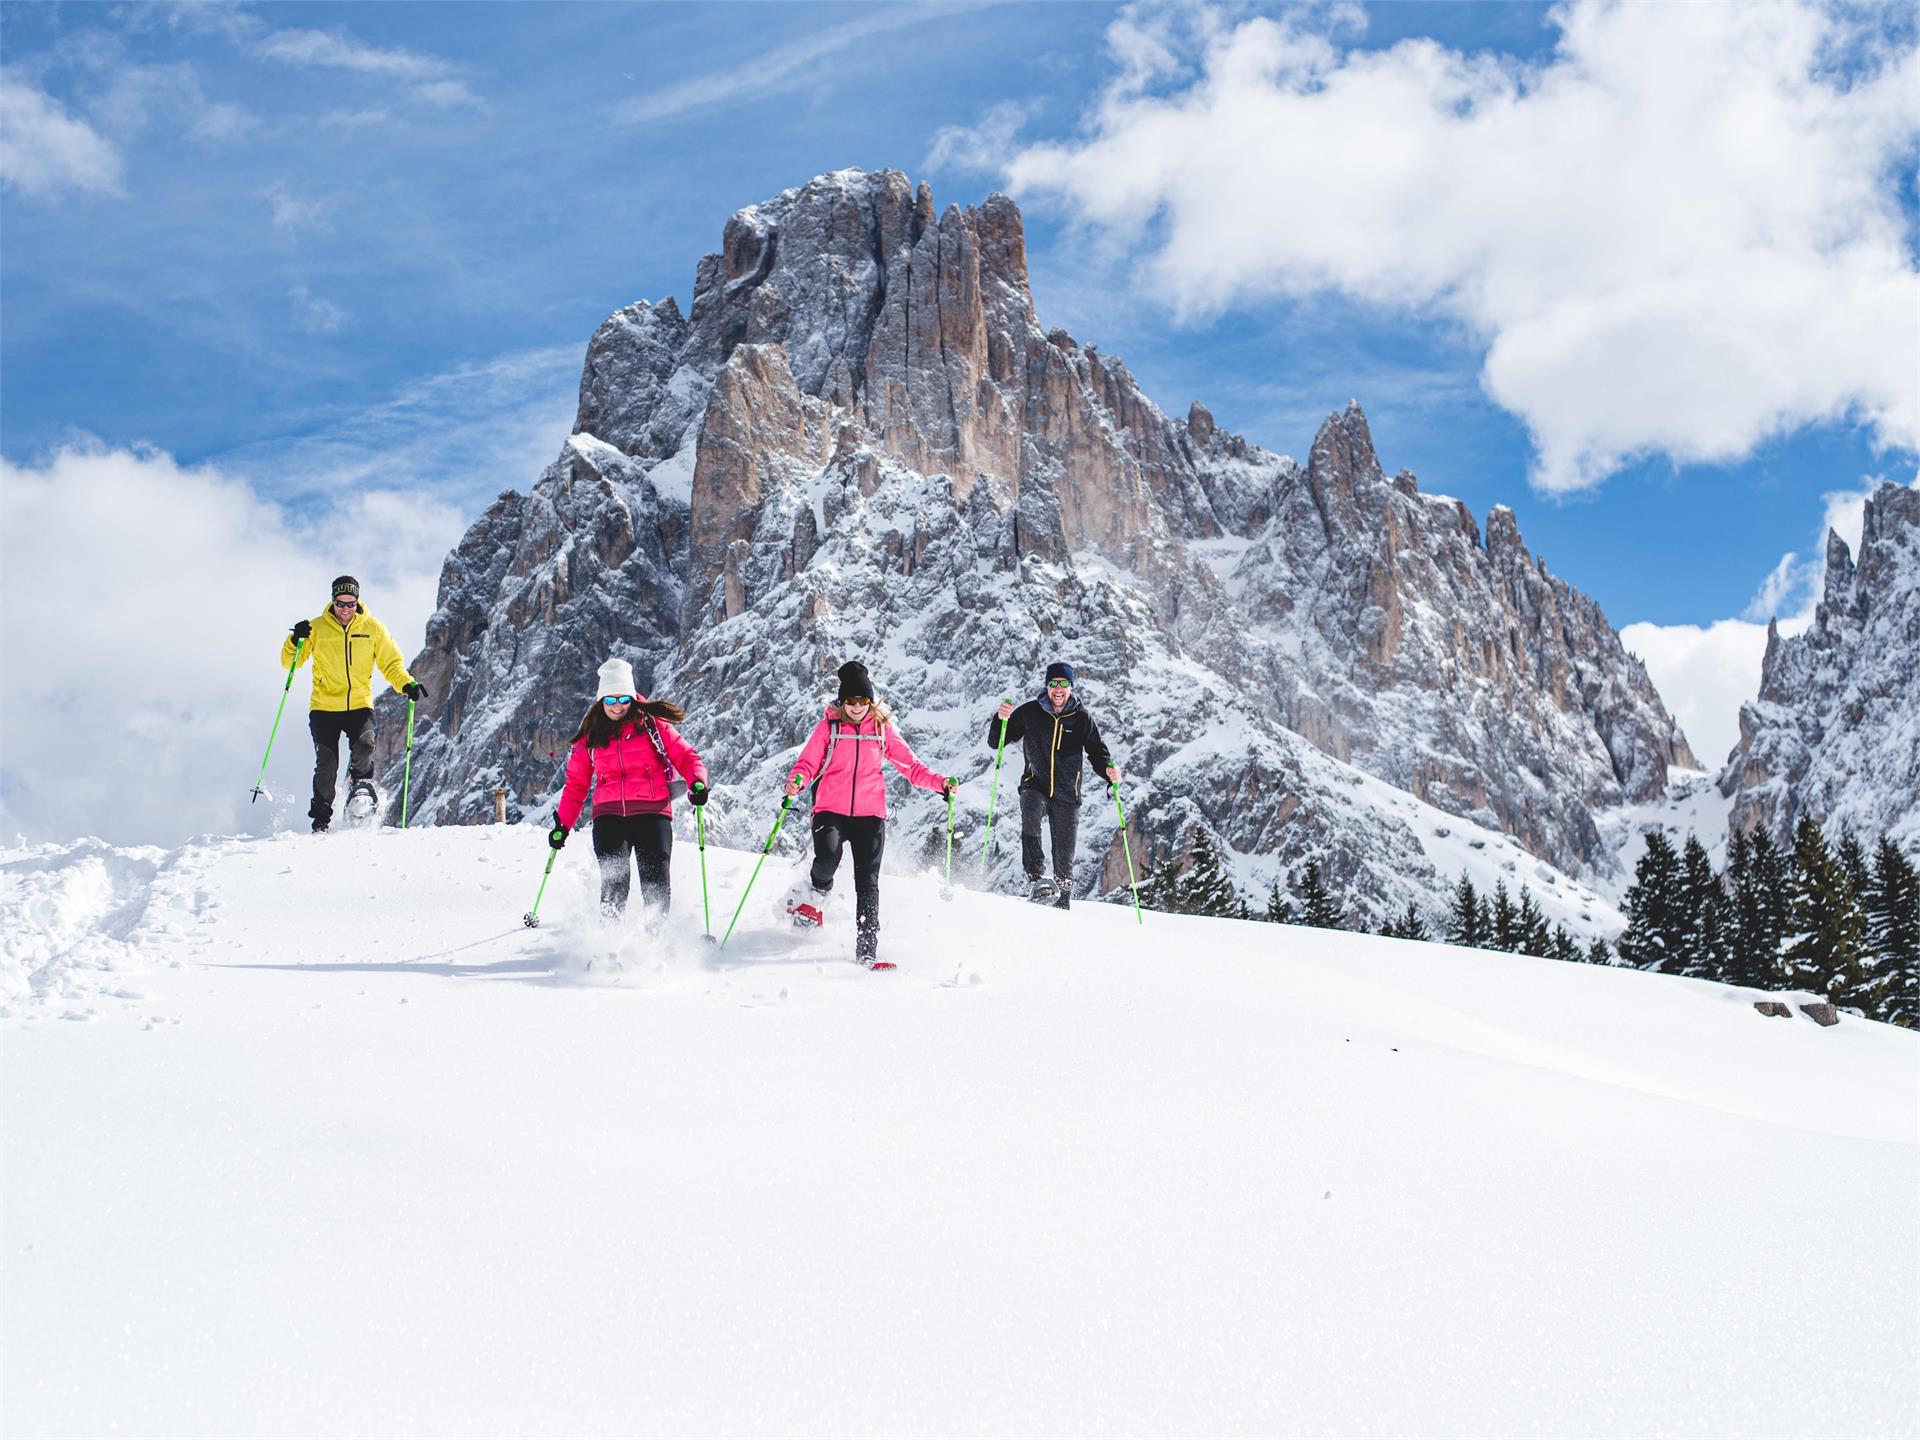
[850,717,863,814]
[1050,716,1062,795]
[342,617,352,712]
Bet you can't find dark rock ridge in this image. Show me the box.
[376,168,1694,917]
[1721,482,1920,849]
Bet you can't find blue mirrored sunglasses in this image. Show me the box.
[602,695,633,706]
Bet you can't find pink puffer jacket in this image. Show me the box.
[790,706,946,818]
[555,711,707,827]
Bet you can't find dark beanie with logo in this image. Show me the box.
[1045,661,1075,686]
[331,575,361,600]
[836,660,874,703]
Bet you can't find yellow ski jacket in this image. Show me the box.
[279,604,415,713]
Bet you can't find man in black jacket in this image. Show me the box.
[984,662,1120,910]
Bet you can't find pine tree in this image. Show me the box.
[1865,836,1919,1027]
[1781,815,1869,1003]
[1263,878,1293,925]
[1174,831,1243,919]
[1490,880,1519,954]
[1446,875,1483,948]
[1677,835,1726,980]
[1516,887,1552,958]
[1617,831,1688,971]
[1381,902,1429,942]
[1586,936,1613,966]
[1292,859,1344,931]
[1752,827,1791,974]
[1837,833,1872,909]
[1549,925,1581,963]
[1724,830,1770,988]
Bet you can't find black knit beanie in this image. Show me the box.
[836,660,874,703]
[1045,661,1075,686]
[331,575,361,600]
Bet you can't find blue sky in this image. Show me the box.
[3,0,1917,803]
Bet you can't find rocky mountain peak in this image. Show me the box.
[1723,482,1920,848]
[379,169,1702,914]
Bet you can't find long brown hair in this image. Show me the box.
[574,696,686,748]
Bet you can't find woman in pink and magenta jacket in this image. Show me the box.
[783,660,956,968]
[549,658,709,919]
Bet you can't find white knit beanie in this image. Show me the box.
[595,658,637,697]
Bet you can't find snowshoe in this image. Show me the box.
[1052,889,1071,911]
[787,883,829,930]
[343,778,381,824]
[1027,876,1057,905]
[856,931,894,971]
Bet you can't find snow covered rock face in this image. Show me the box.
[1231,404,1696,870]
[1721,483,1920,849]
[377,168,1691,915]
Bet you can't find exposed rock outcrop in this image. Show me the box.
[376,168,1694,920]
[1721,483,1920,848]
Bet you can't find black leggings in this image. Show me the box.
[592,813,672,917]
[809,812,885,939]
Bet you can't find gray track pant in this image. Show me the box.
[1019,788,1079,885]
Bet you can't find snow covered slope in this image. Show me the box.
[3,826,1914,1436]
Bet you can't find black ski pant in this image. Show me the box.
[592,813,672,917]
[809,812,885,942]
[1020,787,1080,888]
[309,708,375,823]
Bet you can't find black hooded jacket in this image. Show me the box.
[984,692,1114,805]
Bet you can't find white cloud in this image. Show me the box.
[614,4,969,125]
[250,26,481,108]
[265,180,330,233]
[1742,551,1802,623]
[928,100,1041,174]
[0,68,124,198]
[317,107,395,130]
[289,284,348,334]
[0,442,463,849]
[211,344,582,513]
[975,0,1920,493]
[1621,619,1772,770]
[80,55,257,144]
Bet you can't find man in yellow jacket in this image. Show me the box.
[282,575,423,831]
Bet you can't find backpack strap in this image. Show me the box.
[641,716,687,797]
[809,722,840,800]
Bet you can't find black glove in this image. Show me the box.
[548,824,568,850]
[291,619,312,642]
[403,681,426,700]
[689,782,710,807]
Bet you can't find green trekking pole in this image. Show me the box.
[941,784,957,901]
[693,783,715,944]
[980,703,1011,868]
[721,786,797,949]
[523,846,559,929]
[399,698,417,828]
[250,636,307,802]
[1111,782,1144,926]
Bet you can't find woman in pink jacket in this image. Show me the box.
[550,658,709,919]
[784,660,955,968]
